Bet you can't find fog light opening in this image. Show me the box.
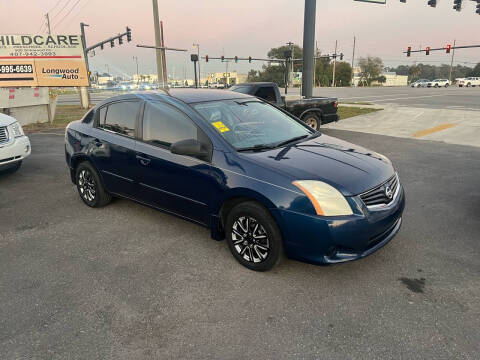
[326,246,337,258]
[25,145,30,153]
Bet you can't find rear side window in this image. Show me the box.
[255,87,276,102]
[99,101,140,137]
[143,101,198,147]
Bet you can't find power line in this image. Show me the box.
[55,0,83,28]
[69,0,90,21]
[48,0,64,14]
[52,0,74,20]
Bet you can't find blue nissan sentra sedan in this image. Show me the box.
[65,89,405,271]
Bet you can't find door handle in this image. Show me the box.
[136,154,151,166]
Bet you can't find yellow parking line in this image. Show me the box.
[412,123,458,138]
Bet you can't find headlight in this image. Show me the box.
[293,180,353,216]
[8,122,24,138]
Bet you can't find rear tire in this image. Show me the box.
[75,161,111,208]
[302,113,321,131]
[225,201,284,271]
[445,83,449,88]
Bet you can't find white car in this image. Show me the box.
[459,77,480,87]
[410,79,430,88]
[427,79,450,88]
[0,114,31,173]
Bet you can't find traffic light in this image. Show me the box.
[476,0,480,14]
[407,46,412,57]
[100,43,104,50]
[340,53,344,61]
[453,0,462,11]
[427,0,437,7]
[446,44,452,54]
[221,56,225,62]
[248,56,252,63]
[425,46,430,55]
[110,40,114,48]
[126,27,132,42]
[205,55,209,62]
[234,56,238,63]
[118,36,123,45]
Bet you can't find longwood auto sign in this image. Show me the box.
[0,34,89,87]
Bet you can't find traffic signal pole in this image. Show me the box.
[79,23,91,109]
[302,0,316,98]
[449,39,456,83]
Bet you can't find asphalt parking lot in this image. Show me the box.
[1,129,479,359]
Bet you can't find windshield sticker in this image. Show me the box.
[212,121,230,133]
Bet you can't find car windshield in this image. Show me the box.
[193,99,314,151]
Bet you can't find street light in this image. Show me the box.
[133,56,139,84]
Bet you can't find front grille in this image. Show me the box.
[0,126,8,144]
[360,173,399,207]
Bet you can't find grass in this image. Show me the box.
[23,105,90,133]
[338,106,382,120]
[340,101,373,105]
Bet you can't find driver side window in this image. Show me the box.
[143,101,198,147]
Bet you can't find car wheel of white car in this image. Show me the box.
[445,83,449,88]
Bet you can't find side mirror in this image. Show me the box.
[171,139,210,161]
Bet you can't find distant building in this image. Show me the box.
[133,74,158,83]
[353,68,408,87]
[206,71,247,86]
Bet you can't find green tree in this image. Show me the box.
[468,62,480,77]
[357,56,384,86]
[334,62,353,87]
[409,64,421,81]
[247,69,259,82]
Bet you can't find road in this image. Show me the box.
[58,86,480,110]
[1,130,479,359]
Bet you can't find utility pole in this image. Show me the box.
[332,40,338,87]
[79,22,90,109]
[313,41,318,87]
[286,41,294,87]
[152,0,165,88]
[351,36,356,86]
[302,0,316,98]
[193,43,201,86]
[45,13,51,34]
[449,39,456,83]
[160,21,167,87]
[133,56,139,84]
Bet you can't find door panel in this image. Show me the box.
[89,100,141,197]
[135,142,212,224]
[133,101,214,224]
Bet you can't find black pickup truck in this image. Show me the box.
[230,82,339,130]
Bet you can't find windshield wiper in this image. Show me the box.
[237,143,278,152]
[275,134,310,148]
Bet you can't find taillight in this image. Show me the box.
[334,101,338,109]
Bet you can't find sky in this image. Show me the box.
[1,0,479,79]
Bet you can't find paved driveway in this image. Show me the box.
[1,130,479,359]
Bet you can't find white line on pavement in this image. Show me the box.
[340,93,409,100]
[372,94,448,102]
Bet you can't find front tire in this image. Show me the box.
[225,202,283,271]
[445,83,449,88]
[434,84,439,88]
[75,161,111,207]
[302,113,321,131]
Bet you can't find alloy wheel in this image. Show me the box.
[78,169,96,202]
[304,117,318,130]
[231,216,270,263]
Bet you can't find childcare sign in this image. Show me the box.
[0,34,89,87]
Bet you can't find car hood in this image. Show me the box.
[0,113,16,127]
[240,134,395,196]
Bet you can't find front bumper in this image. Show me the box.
[277,185,405,265]
[0,135,31,169]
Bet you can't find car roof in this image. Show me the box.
[95,88,253,108]
[234,82,275,87]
